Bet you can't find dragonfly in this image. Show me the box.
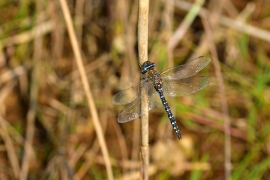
[112,56,211,140]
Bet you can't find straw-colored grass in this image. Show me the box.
[0,0,270,179]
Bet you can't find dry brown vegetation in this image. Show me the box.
[1,0,270,179]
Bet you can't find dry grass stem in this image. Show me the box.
[138,0,150,179]
[48,1,65,59]
[0,115,34,154]
[168,0,205,51]
[174,0,270,43]
[19,2,44,179]
[69,144,88,168]
[19,39,40,180]
[117,1,141,169]
[188,112,246,139]
[0,81,20,179]
[201,11,232,180]
[58,0,114,179]
[1,21,53,48]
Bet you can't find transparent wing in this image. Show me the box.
[118,86,161,123]
[112,79,153,105]
[162,76,211,97]
[161,56,211,80]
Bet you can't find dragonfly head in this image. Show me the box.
[141,61,155,74]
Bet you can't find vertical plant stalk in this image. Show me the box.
[200,11,231,180]
[138,0,149,179]
[58,0,114,180]
[20,1,43,180]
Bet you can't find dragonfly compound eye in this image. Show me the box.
[141,61,155,74]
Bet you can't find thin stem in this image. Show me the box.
[201,11,231,180]
[138,0,149,179]
[174,0,270,43]
[58,0,114,180]
[20,1,43,179]
[168,0,205,51]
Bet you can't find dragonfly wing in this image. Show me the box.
[162,76,211,97]
[161,56,211,80]
[118,86,161,123]
[112,79,153,105]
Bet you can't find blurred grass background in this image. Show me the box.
[1,0,270,179]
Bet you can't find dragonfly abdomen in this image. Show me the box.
[157,88,182,140]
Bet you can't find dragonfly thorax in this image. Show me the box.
[140,61,163,90]
[141,61,163,89]
[148,69,163,90]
